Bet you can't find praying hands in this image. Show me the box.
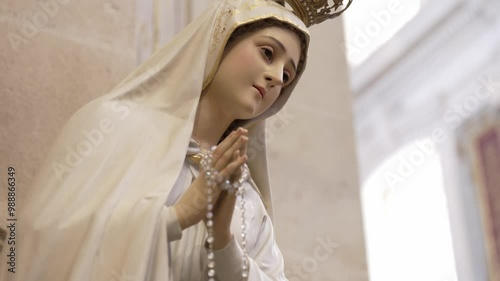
[174,127,249,249]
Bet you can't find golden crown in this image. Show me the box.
[274,0,353,27]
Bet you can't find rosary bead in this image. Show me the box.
[200,147,250,280]
[206,211,213,219]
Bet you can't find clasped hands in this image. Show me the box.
[174,127,249,250]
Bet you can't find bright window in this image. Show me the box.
[362,139,458,281]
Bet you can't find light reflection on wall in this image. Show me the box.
[342,0,420,66]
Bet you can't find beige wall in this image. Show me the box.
[1,0,137,204]
[1,0,367,280]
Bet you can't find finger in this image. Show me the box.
[239,135,248,158]
[218,153,247,180]
[216,149,240,180]
[239,127,248,136]
[218,127,247,154]
[213,128,244,161]
[229,150,242,181]
[213,136,246,172]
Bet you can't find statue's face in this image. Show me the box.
[204,26,302,120]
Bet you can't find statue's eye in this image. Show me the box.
[283,72,290,83]
[261,48,273,60]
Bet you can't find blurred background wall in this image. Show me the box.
[345,0,500,280]
[0,0,367,280]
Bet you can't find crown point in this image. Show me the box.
[282,0,354,27]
